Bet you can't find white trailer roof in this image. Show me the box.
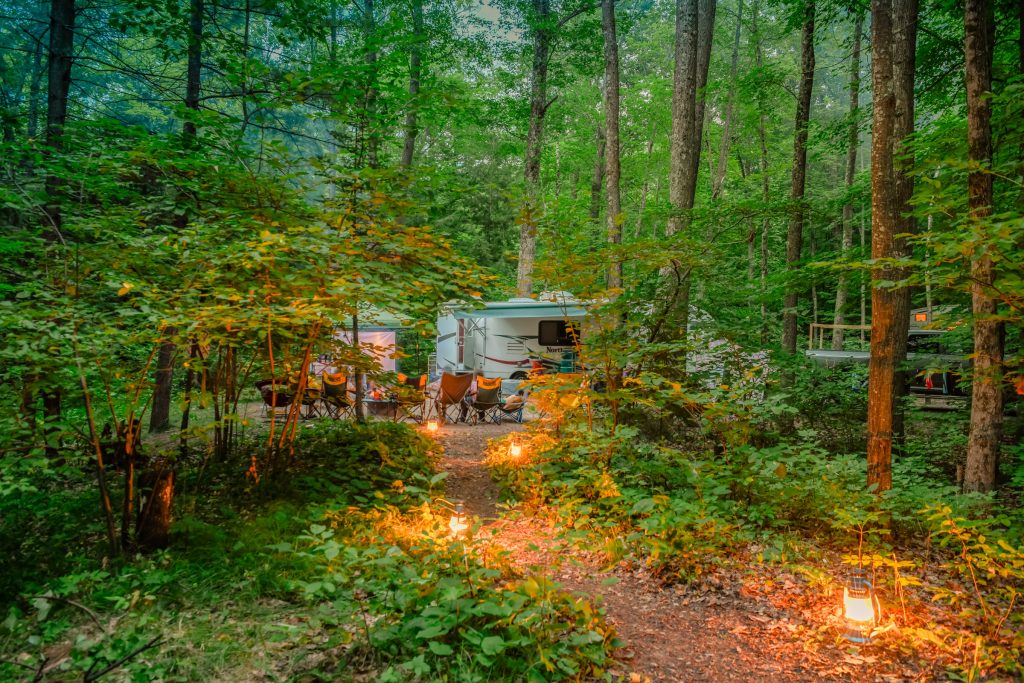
[449,301,588,320]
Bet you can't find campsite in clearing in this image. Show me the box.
[1,0,1023,680]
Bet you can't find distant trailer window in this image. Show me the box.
[538,320,579,346]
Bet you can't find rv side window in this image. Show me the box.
[538,321,578,346]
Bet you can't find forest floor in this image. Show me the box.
[436,422,937,683]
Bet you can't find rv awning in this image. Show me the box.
[451,304,588,319]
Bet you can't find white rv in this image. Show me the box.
[434,296,589,379]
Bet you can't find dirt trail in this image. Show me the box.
[435,423,907,683]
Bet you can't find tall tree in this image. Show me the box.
[603,0,622,291]
[150,0,204,434]
[831,10,863,350]
[590,125,606,225]
[711,0,742,202]
[401,0,424,168]
[963,0,1002,492]
[866,0,918,493]
[516,0,592,297]
[781,0,815,355]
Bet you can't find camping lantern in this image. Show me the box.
[426,419,439,433]
[842,569,878,643]
[448,501,469,539]
[509,436,523,459]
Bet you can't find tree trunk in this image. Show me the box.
[691,0,717,187]
[866,0,918,494]
[44,0,75,238]
[634,124,656,238]
[151,0,202,432]
[363,0,379,168]
[832,11,863,350]
[517,0,552,297]
[352,313,365,422]
[401,0,423,168]
[667,0,698,240]
[711,0,742,202]
[781,1,815,355]
[590,125,606,225]
[963,0,1002,493]
[603,0,622,291]
[754,0,770,343]
[149,330,177,432]
[136,464,174,551]
[183,0,202,141]
[28,31,44,140]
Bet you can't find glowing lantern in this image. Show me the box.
[426,419,439,433]
[842,569,878,643]
[448,501,469,539]
[509,437,523,459]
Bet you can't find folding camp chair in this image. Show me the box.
[434,372,474,424]
[321,371,353,419]
[496,392,526,423]
[256,379,294,418]
[469,377,503,424]
[395,373,428,423]
[292,375,325,418]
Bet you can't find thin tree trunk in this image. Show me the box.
[781,1,815,355]
[711,0,742,201]
[691,0,717,187]
[603,0,622,291]
[754,0,770,343]
[352,313,365,422]
[866,0,918,494]
[963,0,1002,493]
[634,123,656,238]
[363,0,379,168]
[149,331,177,432]
[401,0,423,168]
[517,0,552,297]
[860,206,866,342]
[44,0,75,239]
[151,0,201,433]
[27,31,44,140]
[590,125,606,225]
[810,226,818,323]
[832,11,863,350]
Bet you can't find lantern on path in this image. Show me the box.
[842,569,879,643]
[508,435,523,459]
[448,501,469,539]
[426,419,439,434]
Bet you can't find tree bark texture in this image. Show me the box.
[149,330,177,432]
[667,0,698,239]
[363,0,379,168]
[401,0,423,168]
[781,1,815,355]
[691,0,717,187]
[590,125,606,224]
[183,0,202,141]
[711,0,742,202]
[517,0,552,297]
[136,465,174,551]
[603,0,623,291]
[44,0,75,235]
[866,0,918,494]
[963,0,1002,493]
[832,11,863,350]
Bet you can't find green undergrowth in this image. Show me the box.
[1,420,616,682]
[487,423,1024,678]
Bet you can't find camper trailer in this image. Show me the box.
[434,296,588,380]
